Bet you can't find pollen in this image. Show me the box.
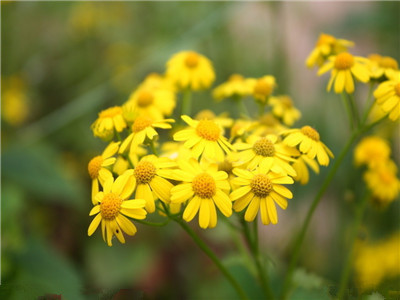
[88,156,103,179]
[334,52,354,70]
[100,193,123,220]
[301,126,320,141]
[196,120,221,141]
[229,74,244,82]
[251,174,273,198]
[137,90,154,107]
[99,106,123,118]
[395,83,400,97]
[132,116,153,133]
[192,173,216,198]
[134,161,157,184]
[253,137,275,157]
[379,57,398,70]
[185,52,200,69]
[254,79,273,97]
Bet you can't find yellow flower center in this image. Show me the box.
[88,155,103,179]
[100,193,123,220]
[379,57,398,70]
[229,74,244,82]
[185,52,200,68]
[395,83,400,97]
[196,120,221,141]
[253,137,275,157]
[134,161,157,184]
[254,79,273,97]
[195,109,216,120]
[137,90,154,107]
[251,174,273,198]
[99,106,123,118]
[281,96,293,108]
[301,126,320,141]
[379,170,395,185]
[334,52,354,70]
[316,34,335,47]
[132,116,153,133]
[192,173,216,199]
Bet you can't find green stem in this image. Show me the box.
[348,93,360,128]
[115,130,122,142]
[336,192,370,300]
[341,93,354,130]
[258,102,266,117]
[181,89,192,117]
[149,140,158,156]
[135,219,170,227]
[235,97,249,118]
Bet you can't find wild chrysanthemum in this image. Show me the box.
[212,74,254,101]
[282,125,334,166]
[368,54,399,80]
[230,119,256,142]
[195,110,234,128]
[354,136,391,168]
[88,174,147,246]
[173,115,233,162]
[170,159,232,229]
[292,155,320,185]
[230,160,294,225]
[249,76,276,104]
[88,142,120,204]
[166,51,215,90]
[306,33,354,68]
[119,116,174,155]
[252,113,288,137]
[91,106,127,141]
[373,72,400,121]
[269,95,301,126]
[234,135,298,176]
[139,72,176,92]
[318,52,370,94]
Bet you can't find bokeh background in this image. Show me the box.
[1,1,399,299]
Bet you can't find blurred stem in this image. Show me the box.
[135,219,169,227]
[348,93,360,128]
[234,96,249,118]
[341,93,354,129]
[149,139,158,156]
[258,102,266,117]
[181,89,192,118]
[336,191,370,300]
[115,130,122,142]
[360,83,375,125]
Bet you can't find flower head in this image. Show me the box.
[368,54,399,80]
[249,76,277,103]
[212,74,254,101]
[269,95,301,126]
[354,136,391,168]
[373,72,400,121]
[91,106,127,140]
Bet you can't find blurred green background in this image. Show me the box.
[1,1,399,299]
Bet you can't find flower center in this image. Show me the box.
[316,33,335,47]
[99,106,123,118]
[253,137,275,157]
[100,193,123,220]
[281,96,293,108]
[134,161,157,184]
[229,74,244,82]
[334,52,354,70]
[88,156,103,179]
[301,126,320,141]
[254,79,273,97]
[395,83,400,97]
[379,57,398,70]
[251,174,273,198]
[196,120,220,141]
[132,116,153,133]
[185,52,200,68]
[192,173,216,198]
[195,109,216,120]
[137,90,154,107]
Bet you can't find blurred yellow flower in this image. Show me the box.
[292,155,320,185]
[373,72,400,121]
[212,74,254,101]
[354,136,391,168]
[91,106,127,141]
[368,54,399,80]
[249,75,276,104]
[195,109,234,128]
[1,76,29,126]
[269,95,301,126]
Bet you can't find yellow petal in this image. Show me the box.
[244,196,260,222]
[116,214,137,236]
[183,196,201,222]
[199,199,211,229]
[88,213,102,236]
[213,190,232,217]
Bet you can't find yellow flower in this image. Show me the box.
[373,72,400,121]
[282,126,334,166]
[170,158,232,229]
[88,173,147,246]
[306,33,354,68]
[173,115,233,162]
[230,160,294,225]
[252,113,288,137]
[119,116,174,155]
[292,155,320,185]
[354,136,391,168]
[269,95,301,126]
[249,75,277,104]
[91,106,127,141]
[88,142,120,204]
[1,76,29,126]
[166,51,215,90]
[233,135,298,176]
[123,155,176,213]
[195,110,234,128]
[139,72,176,92]
[368,54,399,80]
[230,119,256,142]
[160,141,193,161]
[212,74,254,101]
[318,52,370,94]
[364,160,400,205]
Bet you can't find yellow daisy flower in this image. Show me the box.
[233,135,298,176]
[119,116,174,155]
[318,52,370,94]
[252,113,288,137]
[212,74,254,101]
[173,115,233,162]
[249,75,277,104]
[139,72,176,92]
[195,109,234,128]
[368,54,399,80]
[230,160,294,225]
[373,72,400,121]
[269,95,301,126]
[88,142,120,204]
[166,51,216,90]
[354,136,391,168]
[1,76,29,126]
[170,158,232,229]
[292,155,320,185]
[230,119,256,142]
[306,33,354,68]
[282,126,334,166]
[91,106,127,141]
[88,173,147,247]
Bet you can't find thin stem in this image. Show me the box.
[258,102,266,117]
[181,88,192,117]
[135,219,170,227]
[341,93,354,130]
[336,192,370,300]
[348,93,360,128]
[149,139,158,156]
[115,130,122,142]
[234,97,249,118]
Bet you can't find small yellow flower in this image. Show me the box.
[1,76,29,126]
[170,158,232,229]
[249,75,277,104]
[173,115,233,162]
[195,110,234,128]
[88,142,120,204]
[373,72,400,121]
[269,95,301,126]
[230,160,294,225]
[88,173,147,247]
[212,74,254,101]
[230,119,256,142]
[354,136,391,168]
[292,155,320,185]
[91,106,127,141]
[318,52,370,94]
[252,113,287,137]
[166,51,216,90]
[139,72,176,92]
[368,54,399,80]
[282,126,334,166]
